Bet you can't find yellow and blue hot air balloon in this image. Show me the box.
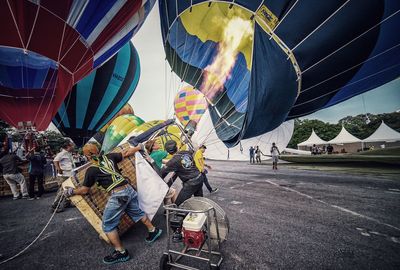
[160,0,400,147]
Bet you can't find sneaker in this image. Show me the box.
[172,231,183,243]
[210,188,219,194]
[145,228,162,243]
[13,196,21,200]
[103,249,130,265]
[36,197,41,200]
[27,197,35,201]
[22,195,29,199]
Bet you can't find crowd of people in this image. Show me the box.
[1,136,220,265]
[249,143,281,170]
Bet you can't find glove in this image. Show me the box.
[63,187,74,198]
[137,143,145,152]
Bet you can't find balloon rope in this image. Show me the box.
[269,0,299,34]
[0,193,65,265]
[291,0,351,52]
[302,8,400,74]
[292,62,400,110]
[300,42,400,94]
[32,67,58,129]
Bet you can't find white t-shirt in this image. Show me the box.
[54,149,74,176]
[270,146,279,157]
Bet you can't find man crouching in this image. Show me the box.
[63,143,162,265]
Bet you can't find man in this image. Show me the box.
[63,143,162,265]
[26,147,47,200]
[249,146,255,164]
[270,142,280,170]
[327,144,333,154]
[311,144,318,155]
[0,150,29,200]
[145,139,168,169]
[51,140,75,212]
[160,140,204,206]
[194,145,218,194]
[53,141,75,176]
[255,146,263,164]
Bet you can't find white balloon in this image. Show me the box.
[192,110,294,161]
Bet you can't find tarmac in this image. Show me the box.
[0,160,399,270]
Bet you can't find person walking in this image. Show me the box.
[270,143,280,170]
[249,146,255,164]
[255,146,263,164]
[26,147,47,200]
[63,143,162,265]
[0,150,29,200]
[194,145,218,194]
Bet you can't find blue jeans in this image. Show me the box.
[102,185,145,233]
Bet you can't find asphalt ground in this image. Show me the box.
[0,160,399,270]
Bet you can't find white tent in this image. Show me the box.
[328,126,361,144]
[297,129,327,147]
[363,121,400,142]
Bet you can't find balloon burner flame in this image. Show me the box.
[201,17,252,101]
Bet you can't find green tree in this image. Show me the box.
[287,111,400,149]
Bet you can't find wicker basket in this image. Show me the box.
[62,143,138,243]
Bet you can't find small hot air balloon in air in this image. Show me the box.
[174,86,208,126]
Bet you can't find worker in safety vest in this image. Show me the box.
[63,143,162,265]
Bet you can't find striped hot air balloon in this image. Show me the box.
[53,42,140,147]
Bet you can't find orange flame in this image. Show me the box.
[201,17,252,101]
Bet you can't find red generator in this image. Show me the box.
[182,212,207,249]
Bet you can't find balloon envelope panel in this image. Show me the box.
[0,0,155,130]
[53,42,140,147]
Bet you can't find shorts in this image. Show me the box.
[272,156,279,163]
[102,185,145,233]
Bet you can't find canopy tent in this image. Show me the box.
[364,121,400,142]
[327,126,362,153]
[328,126,362,144]
[297,129,327,147]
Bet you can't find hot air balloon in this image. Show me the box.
[0,0,155,130]
[90,103,135,146]
[102,114,145,154]
[174,86,208,126]
[160,0,400,146]
[53,42,140,147]
[119,120,184,153]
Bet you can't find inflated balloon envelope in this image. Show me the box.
[160,0,400,147]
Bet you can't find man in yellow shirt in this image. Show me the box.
[194,145,218,194]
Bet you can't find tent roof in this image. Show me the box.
[328,126,361,144]
[298,129,327,146]
[364,121,400,142]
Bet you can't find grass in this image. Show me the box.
[279,147,400,166]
